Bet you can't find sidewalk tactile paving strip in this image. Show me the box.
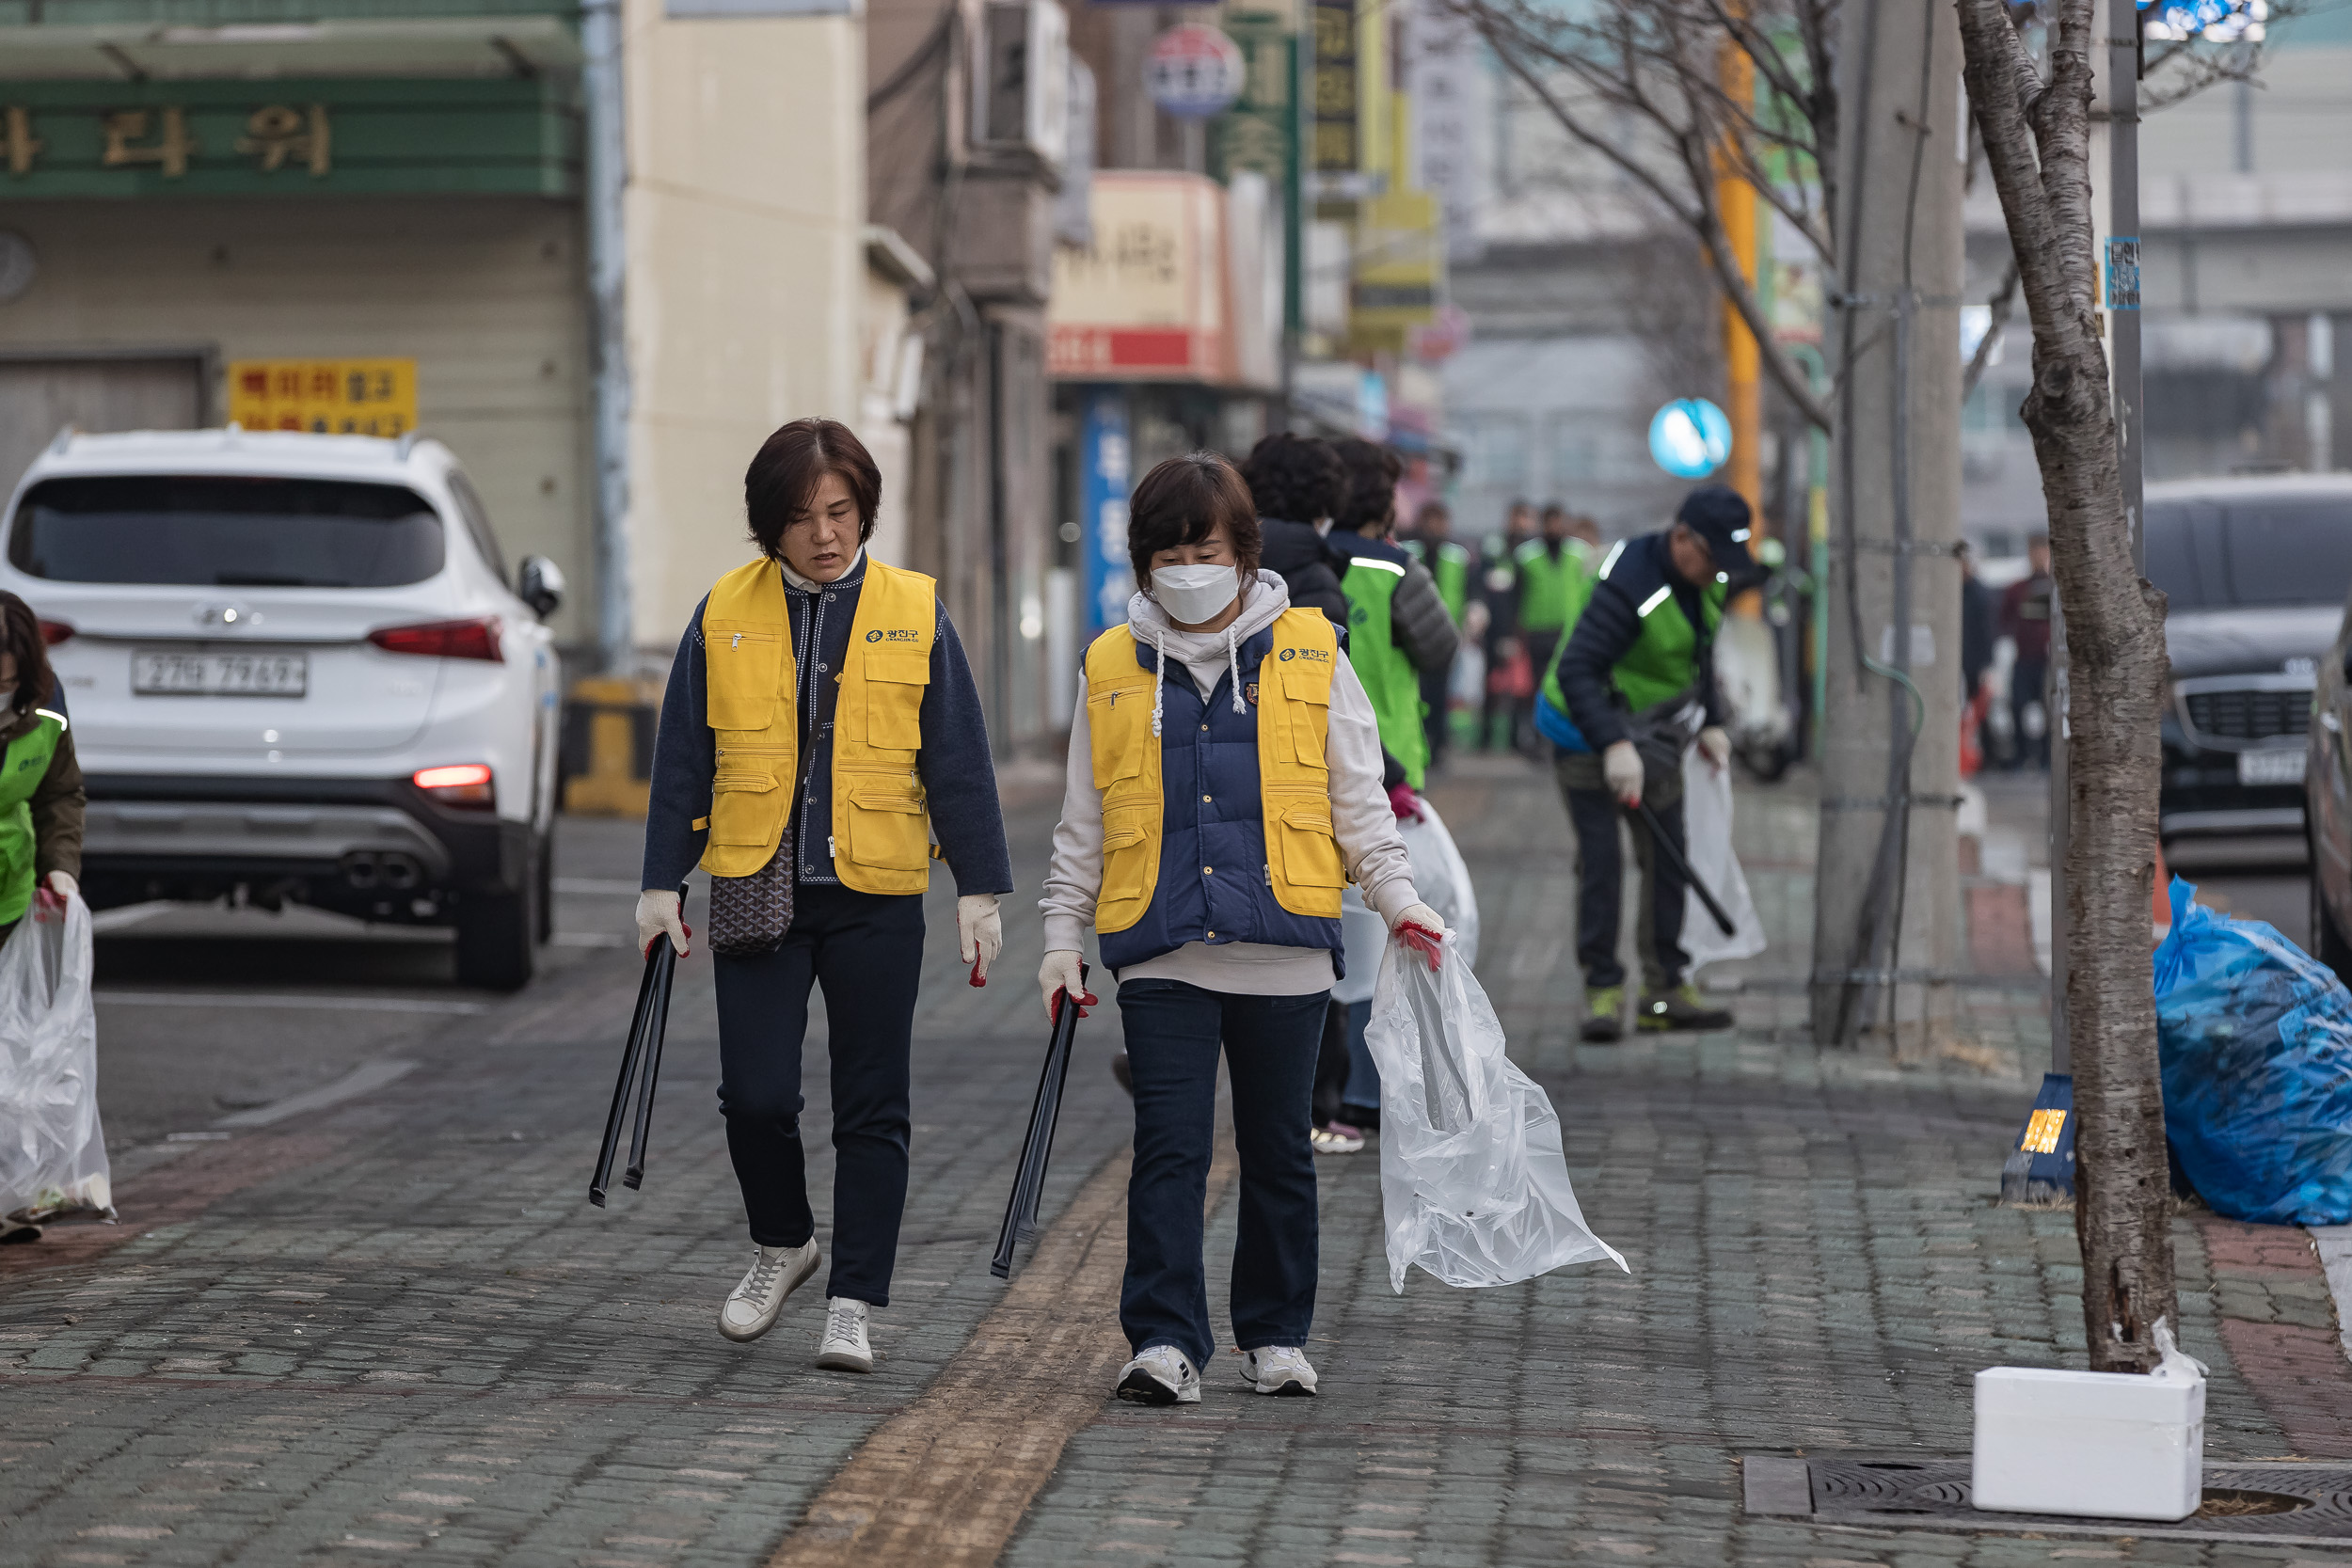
[1750,1455,2352,1544]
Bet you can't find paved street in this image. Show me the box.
[5,757,2351,1566]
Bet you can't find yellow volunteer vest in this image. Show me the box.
[1083,606,1346,935]
[698,556,937,895]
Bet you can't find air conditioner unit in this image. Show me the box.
[973,0,1070,167]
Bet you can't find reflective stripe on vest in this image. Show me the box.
[1341,555,1429,790]
[0,709,63,927]
[1085,607,1345,944]
[697,556,937,895]
[1539,561,1725,720]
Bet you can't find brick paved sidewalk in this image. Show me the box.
[1,758,2347,1567]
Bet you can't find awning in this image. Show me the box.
[0,17,582,81]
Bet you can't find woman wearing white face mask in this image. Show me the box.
[1038,451,1445,1405]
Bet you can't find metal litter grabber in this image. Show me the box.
[590,882,687,1206]
[992,962,1088,1279]
[1633,799,1738,937]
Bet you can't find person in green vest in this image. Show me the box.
[1512,505,1593,755]
[1535,487,1756,1040]
[1325,442,1459,791]
[1402,500,1472,772]
[0,591,87,1246]
[1478,501,1536,752]
[0,591,83,947]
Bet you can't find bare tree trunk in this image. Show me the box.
[1955,0,2177,1372]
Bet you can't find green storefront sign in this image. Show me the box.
[0,76,580,198]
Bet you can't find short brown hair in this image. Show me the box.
[0,591,55,721]
[744,418,882,559]
[1126,451,1263,586]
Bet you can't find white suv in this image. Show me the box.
[0,428,565,990]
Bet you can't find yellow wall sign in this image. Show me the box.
[227,358,416,436]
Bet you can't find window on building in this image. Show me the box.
[1468,415,1529,490]
[1548,420,1599,489]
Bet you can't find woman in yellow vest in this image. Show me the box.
[1038,451,1445,1405]
[636,420,1011,1374]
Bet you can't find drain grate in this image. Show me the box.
[1744,1456,2352,1546]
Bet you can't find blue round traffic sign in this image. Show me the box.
[1648,398,1732,479]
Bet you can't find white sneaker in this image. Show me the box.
[814,1296,875,1372]
[1116,1344,1201,1405]
[1238,1345,1318,1397]
[717,1241,820,1343]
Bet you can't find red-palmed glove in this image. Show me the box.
[1387,783,1425,822]
[1040,949,1099,1025]
[1390,902,1448,971]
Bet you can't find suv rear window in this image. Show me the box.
[2144,498,2352,609]
[8,475,444,588]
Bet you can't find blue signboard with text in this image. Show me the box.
[1081,389,1135,635]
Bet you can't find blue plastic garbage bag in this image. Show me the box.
[2153,876,2352,1225]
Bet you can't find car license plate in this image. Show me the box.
[2237,747,2306,786]
[133,649,309,698]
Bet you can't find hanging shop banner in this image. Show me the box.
[1208,17,1295,186]
[1350,190,1439,330]
[1311,0,1358,173]
[1146,24,1246,120]
[229,358,418,436]
[1047,172,1232,383]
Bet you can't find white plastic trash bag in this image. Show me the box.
[1363,932,1627,1291]
[0,894,113,1225]
[1397,800,1479,971]
[1336,799,1483,1006]
[1678,751,1766,973]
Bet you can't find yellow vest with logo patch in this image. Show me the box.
[698,556,937,895]
[1083,607,1347,934]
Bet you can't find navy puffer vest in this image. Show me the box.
[1097,626,1346,977]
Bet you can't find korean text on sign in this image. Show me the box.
[227,359,418,437]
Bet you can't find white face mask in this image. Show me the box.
[1151,563,1243,626]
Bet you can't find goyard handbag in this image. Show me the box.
[707,835,794,956]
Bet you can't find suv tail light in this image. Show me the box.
[370,617,502,662]
[413,763,495,808]
[38,620,72,646]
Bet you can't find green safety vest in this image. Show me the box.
[1515,537,1592,635]
[0,709,64,926]
[1340,555,1429,789]
[1540,572,1725,731]
[1405,539,1473,626]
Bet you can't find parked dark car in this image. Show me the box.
[2141,479,2352,865]
[2301,480,2352,979]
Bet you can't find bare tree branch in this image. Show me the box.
[1961,258,2020,400]
[1446,0,1836,431]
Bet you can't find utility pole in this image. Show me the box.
[1718,28,1763,522]
[583,0,632,675]
[1809,0,1966,1050]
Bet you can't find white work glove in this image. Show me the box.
[1602,739,1645,806]
[1390,900,1449,971]
[35,868,76,913]
[635,888,688,958]
[957,893,1003,985]
[1698,725,1731,771]
[1039,949,1096,1025]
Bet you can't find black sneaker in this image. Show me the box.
[1581,985,1625,1042]
[1635,983,1734,1033]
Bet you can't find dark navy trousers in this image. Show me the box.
[1116,978,1327,1370]
[713,881,924,1307]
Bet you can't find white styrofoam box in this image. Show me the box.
[1972,1365,2204,1521]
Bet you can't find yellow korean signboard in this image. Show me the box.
[227,358,416,436]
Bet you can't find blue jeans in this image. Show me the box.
[1116,978,1327,1370]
